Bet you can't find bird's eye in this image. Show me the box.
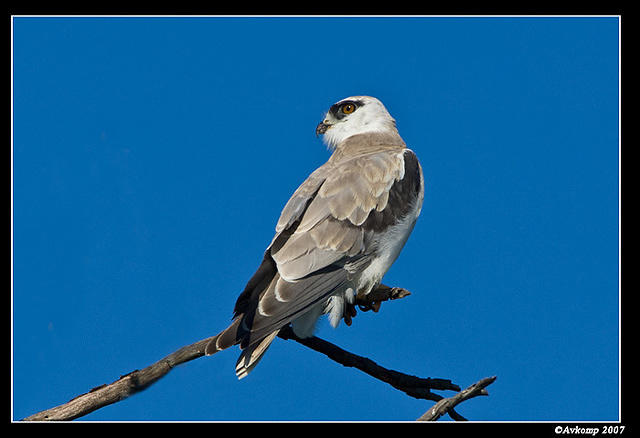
[341,103,356,114]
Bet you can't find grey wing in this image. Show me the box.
[272,150,408,280]
[227,162,338,345]
[244,149,410,339]
[222,148,422,377]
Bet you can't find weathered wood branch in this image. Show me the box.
[417,376,498,421]
[22,284,493,421]
[278,325,460,401]
[22,336,216,421]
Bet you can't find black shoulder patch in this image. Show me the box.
[362,149,422,233]
[402,149,422,196]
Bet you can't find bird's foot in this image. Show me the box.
[343,302,358,326]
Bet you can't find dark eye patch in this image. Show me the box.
[328,99,363,119]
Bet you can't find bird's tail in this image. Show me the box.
[204,316,279,380]
[234,331,278,379]
[204,317,242,356]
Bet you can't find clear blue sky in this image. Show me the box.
[12,16,619,421]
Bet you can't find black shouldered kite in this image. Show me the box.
[205,96,424,379]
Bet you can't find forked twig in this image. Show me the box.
[417,376,498,421]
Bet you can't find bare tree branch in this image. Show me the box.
[417,376,498,421]
[22,336,216,421]
[278,325,460,401]
[21,285,493,421]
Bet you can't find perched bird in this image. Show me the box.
[205,96,424,379]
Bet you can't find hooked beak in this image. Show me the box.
[315,121,331,137]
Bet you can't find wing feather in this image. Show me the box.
[272,150,406,278]
[246,265,351,344]
[275,165,329,234]
[231,148,418,356]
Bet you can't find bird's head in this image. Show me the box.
[316,96,398,149]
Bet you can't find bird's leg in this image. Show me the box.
[355,284,411,313]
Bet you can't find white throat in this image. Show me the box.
[323,117,397,149]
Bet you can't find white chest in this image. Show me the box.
[356,196,423,294]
